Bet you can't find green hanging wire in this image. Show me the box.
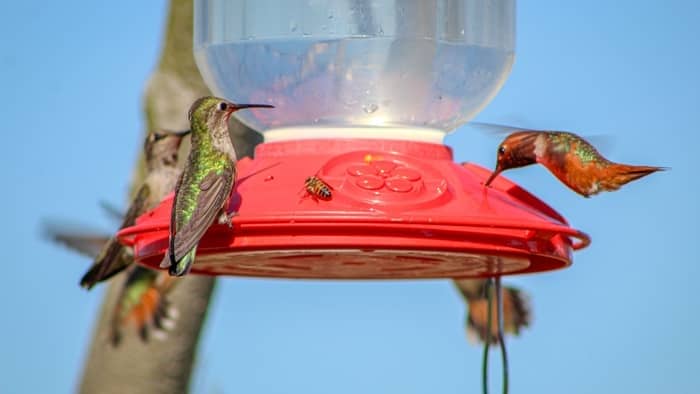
[481,278,493,394]
[495,276,509,394]
[481,277,510,394]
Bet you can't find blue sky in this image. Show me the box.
[1,1,698,393]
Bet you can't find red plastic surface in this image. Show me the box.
[118,139,590,279]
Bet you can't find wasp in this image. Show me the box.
[302,175,333,201]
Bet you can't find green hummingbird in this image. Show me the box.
[453,279,531,344]
[80,129,191,288]
[161,96,273,276]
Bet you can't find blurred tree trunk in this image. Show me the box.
[79,1,260,393]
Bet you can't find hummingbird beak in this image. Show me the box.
[484,166,502,187]
[169,129,191,137]
[231,103,275,111]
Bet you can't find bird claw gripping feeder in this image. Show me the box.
[118,0,590,279]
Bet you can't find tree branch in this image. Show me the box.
[79,1,259,392]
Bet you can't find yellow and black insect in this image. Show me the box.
[302,175,333,201]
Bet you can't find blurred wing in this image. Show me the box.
[171,166,233,262]
[99,200,125,222]
[453,279,532,345]
[467,121,539,136]
[453,278,486,300]
[470,122,614,153]
[41,221,110,258]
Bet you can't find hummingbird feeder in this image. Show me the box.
[118,0,590,279]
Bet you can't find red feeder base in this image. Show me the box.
[118,139,590,279]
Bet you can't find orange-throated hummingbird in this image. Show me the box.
[485,130,665,197]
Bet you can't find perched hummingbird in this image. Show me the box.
[42,223,178,345]
[161,96,274,276]
[453,279,531,344]
[484,130,665,197]
[80,129,191,287]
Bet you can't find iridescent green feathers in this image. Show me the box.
[162,96,273,276]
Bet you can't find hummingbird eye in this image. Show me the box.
[498,146,506,155]
[218,102,229,111]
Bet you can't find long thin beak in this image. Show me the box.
[232,103,275,110]
[483,166,502,187]
[170,129,191,137]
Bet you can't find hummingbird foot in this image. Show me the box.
[217,211,236,228]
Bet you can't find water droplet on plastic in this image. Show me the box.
[302,24,311,36]
[378,26,384,36]
[460,29,465,35]
[289,21,298,32]
[362,103,379,114]
[327,12,334,20]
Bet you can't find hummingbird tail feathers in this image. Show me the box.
[169,247,197,277]
[465,285,531,345]
[79,239,129,289]
[602,164,666,191]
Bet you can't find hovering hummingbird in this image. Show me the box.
[453,279,531,344]
[161,96,274,276]
[80,129,191,287]
[484,130,665,197]
[42,221,178,345]
[110,266,177,345]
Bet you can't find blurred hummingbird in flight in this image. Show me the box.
[161,96,273,276]
[43,129,190,344]
[454,279,531,344]
[483,129,665,197]
[44,223,179,345]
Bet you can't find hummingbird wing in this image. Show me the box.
[170,165,234,263]
[467,121,532,135]
[99,200,125,222]
[41,222,110,258]
[454,279,531,345]
[80,184,151,289]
